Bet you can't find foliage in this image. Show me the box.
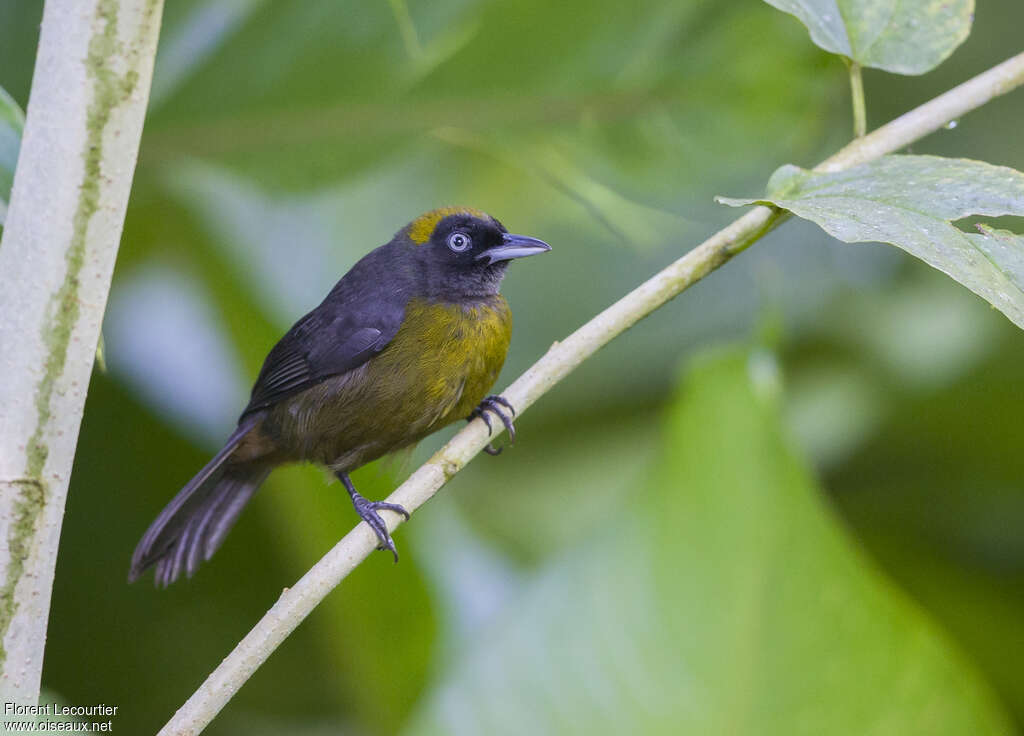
[0,0,1022,734]
[762,0,973,73]
[719,155,1024,328]
[0,85,24,227]
[405,349,1011,735]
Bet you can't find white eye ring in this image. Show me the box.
[447,232,472,252]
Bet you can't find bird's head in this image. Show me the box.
[399,207,551,299]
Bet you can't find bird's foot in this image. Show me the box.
[351,493,410,562]
[468,395,516,455]
[338,473,409,562]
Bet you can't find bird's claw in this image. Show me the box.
[467,395,516,455]
[351,492,409,563]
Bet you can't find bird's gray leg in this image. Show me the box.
[337,472,410,563]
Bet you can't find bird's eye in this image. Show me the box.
[447,232,472,252]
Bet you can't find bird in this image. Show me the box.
[129,206,551,586]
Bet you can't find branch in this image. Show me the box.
[0,0,163,704]
[160,50,1024,734]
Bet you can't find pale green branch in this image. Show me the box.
[0,0,164,705]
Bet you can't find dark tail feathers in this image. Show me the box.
[129,415,269,586]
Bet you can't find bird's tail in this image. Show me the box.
[129,415,269,586]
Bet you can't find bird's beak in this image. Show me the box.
[476,233,552,265]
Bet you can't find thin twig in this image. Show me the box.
[159,50,1024,735]
[847,59,867,138]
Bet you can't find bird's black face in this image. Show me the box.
[427,213,508,266]
[413,210,551,299]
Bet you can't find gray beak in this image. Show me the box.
[476,233,552,265]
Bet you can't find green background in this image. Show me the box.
[2,0,1024,733]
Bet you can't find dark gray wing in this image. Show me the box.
[241,292,405,417]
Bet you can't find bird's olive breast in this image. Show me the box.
[380,296,512,423]
[260,296,512,470]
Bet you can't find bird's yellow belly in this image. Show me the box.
[265,296,512,470]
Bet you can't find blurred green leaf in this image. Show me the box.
[719,155,1024,330]
[453,404,661,562]
[404,348,1010,735]
[821,312,1024,722]
[760,0,972,73]
[141,0,836,201]
[0,84,24,226]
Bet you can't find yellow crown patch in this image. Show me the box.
[408,206,488,245]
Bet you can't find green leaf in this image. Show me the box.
[718,155,1024,330]
[404,348,1011,736]
[762,0,973,74]
[0,85,25,225]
